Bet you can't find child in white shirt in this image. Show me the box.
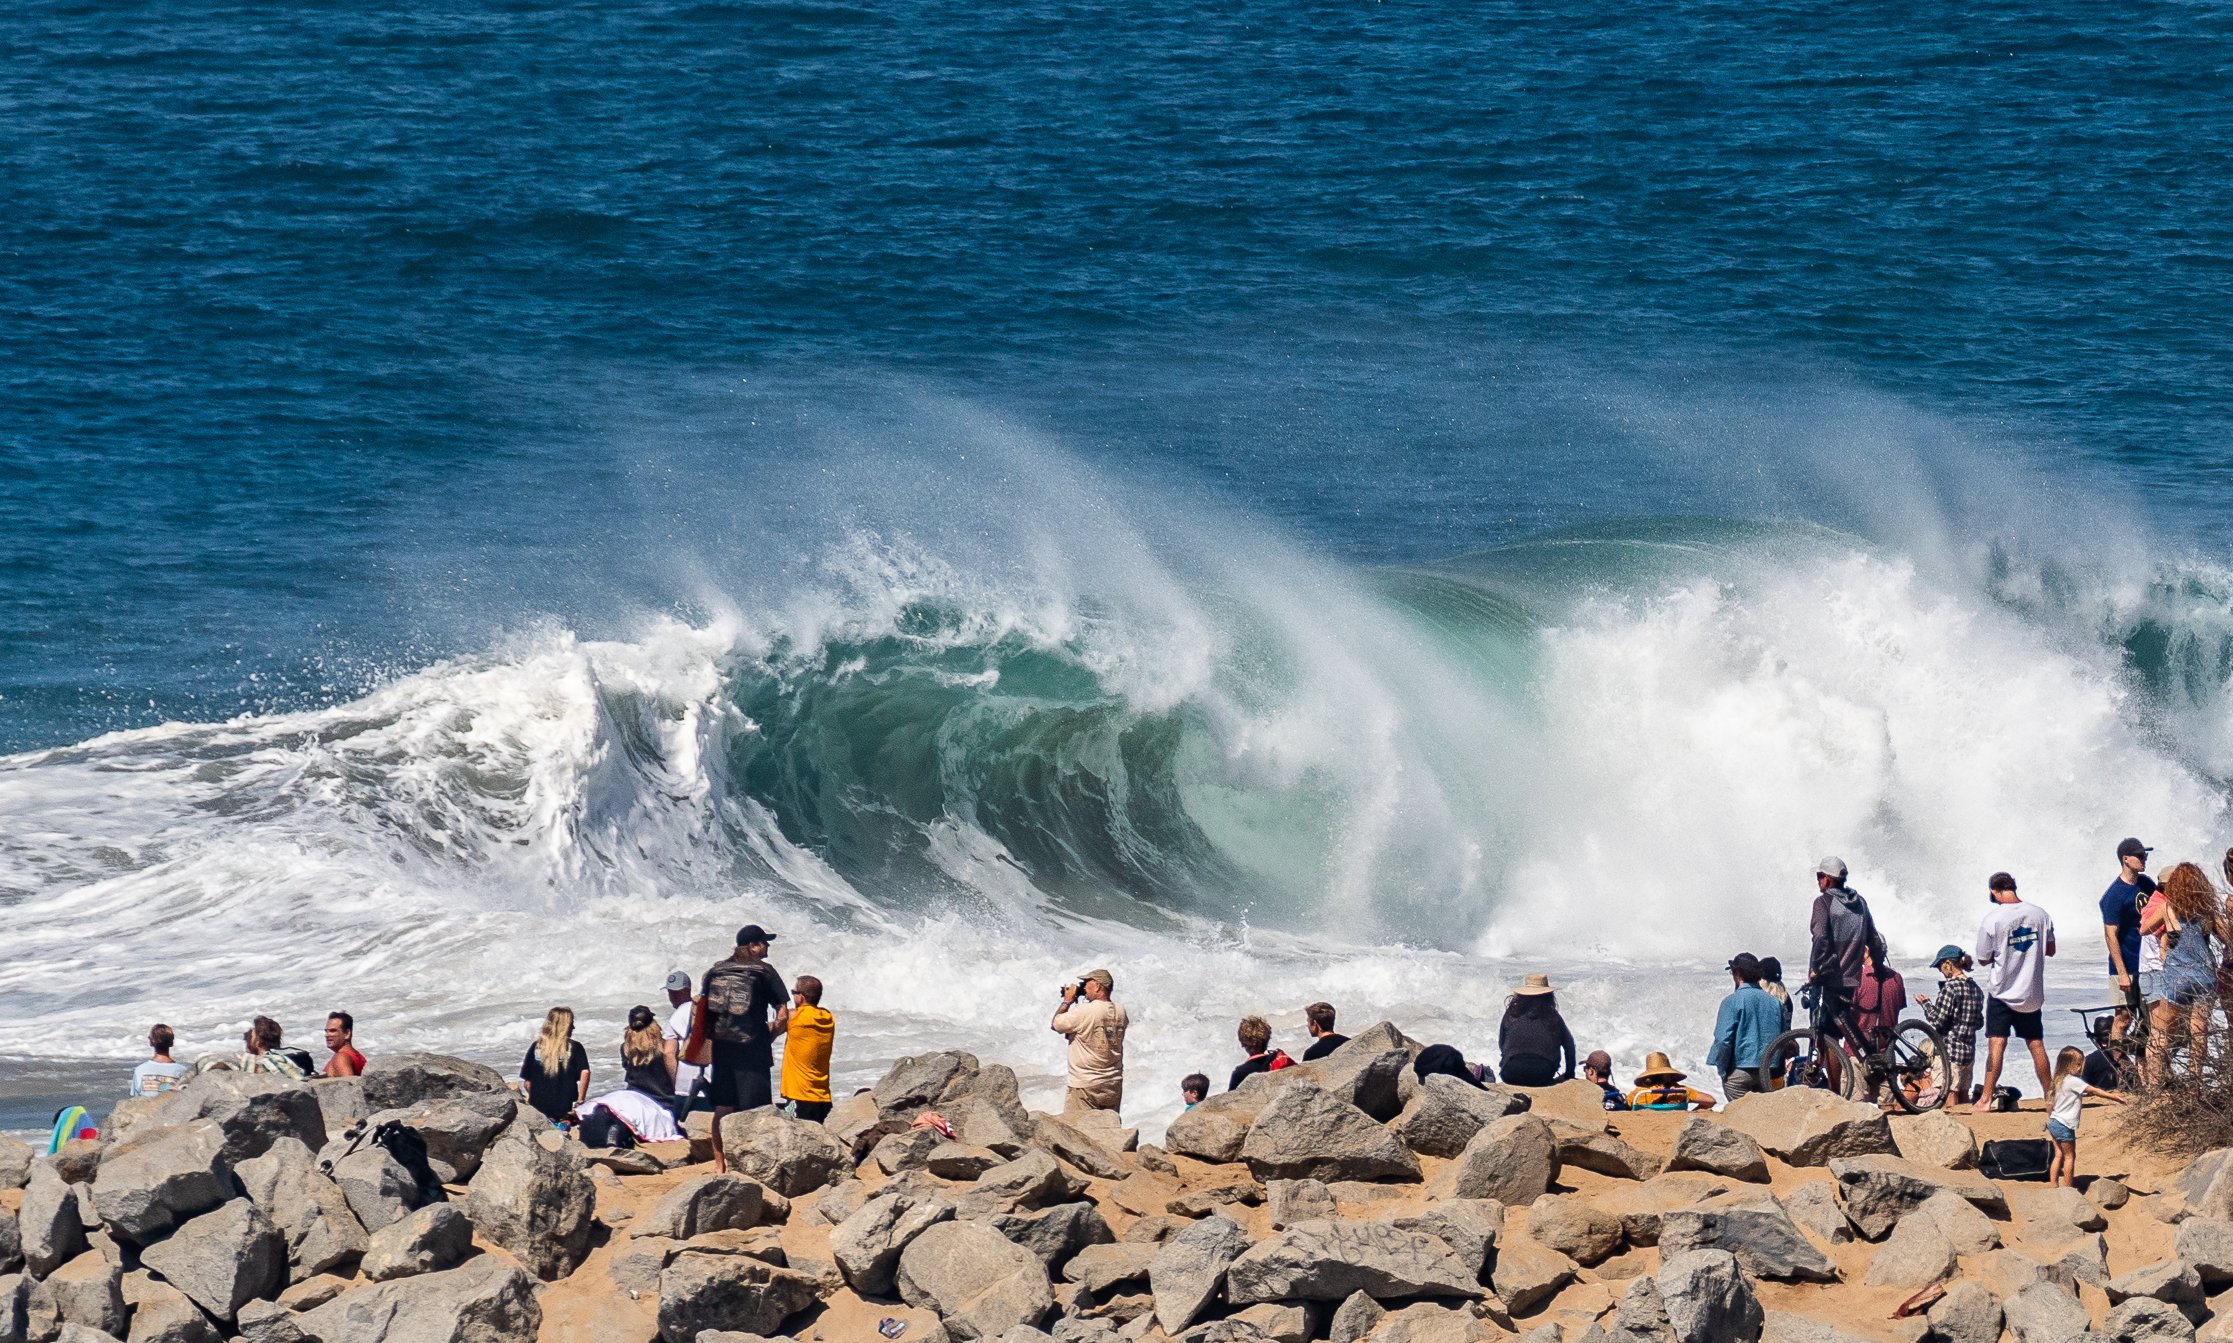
[2047,1045,2125,1188]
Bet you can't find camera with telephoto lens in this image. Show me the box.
[1059,980,1088,1002]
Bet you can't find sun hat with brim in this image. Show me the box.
[1634,1051,1687,1084]
[1514,974,1555,996]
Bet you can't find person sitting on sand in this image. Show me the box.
[1498,975,1576,1087]
[131,1025,189,1097]
[1707,954,1781,1100]
[1181,1073,1210,1109]
[780,975,835,1122]
[323,1012,365,1078]
[2047,1044,2125,1188]
[1583,1050,1627,1111]
[520,1006,591,1126]
[1301,1002,1347,1060]
[1626,1052,1716,1110]
[621,1005,674,1100]
[1914,946,1984,1105]
[1228,1015,1294,1090]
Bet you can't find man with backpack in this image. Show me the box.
[1806,857,1889,1056]
[700,923,790,1174]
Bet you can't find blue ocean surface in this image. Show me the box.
[5,0,2232,1127]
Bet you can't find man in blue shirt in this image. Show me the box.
[1708,953,1785,1099]
[2099,838,2151,1040]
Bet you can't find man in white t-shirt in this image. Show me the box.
[1972,871,2057,1114]
[661,970,706,1111]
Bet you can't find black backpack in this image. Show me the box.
[326,1120,449,1204]
[1980,1138,2054,1182]
[577,1110,638,1150]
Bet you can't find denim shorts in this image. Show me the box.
[2047,1119,2077,1143]
[2136,970,2164,1003]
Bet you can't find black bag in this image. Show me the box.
[1980,1138,2055,1182]
[578,1110,637,1150]
[371,1121,449,1203]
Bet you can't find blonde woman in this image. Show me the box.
[520,1007,591,1125]
[2143,862,2225,1087]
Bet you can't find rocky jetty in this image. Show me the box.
[1,1030,2226,1343]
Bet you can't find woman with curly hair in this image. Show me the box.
[2143,861,2226,1086]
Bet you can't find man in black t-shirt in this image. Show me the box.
[1301,1002,1348,1061]
[701,923,790,1174]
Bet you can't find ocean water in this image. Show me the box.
[8,0,2233,1134]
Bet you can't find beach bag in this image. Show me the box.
[578,1110,638,1150]
[373,1121,449,1203]
[1980,1138,2054,1182]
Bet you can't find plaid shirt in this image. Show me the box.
[1922,975,1985,1066]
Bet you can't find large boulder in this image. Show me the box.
[1242,1082,1421,1184]
[1292,1042,1410,1122]
[2175,1217,2233,1286]
[1392,1201,1504,1280]
[834,1184,956,1296]
[1387,1076,1527,1159]
[1779,1182,1852,1246]
[715,1111,850,1197]
[1888,1112,1978,1170]
[24,1251,126,1339]
[655,1253,821,1343]
[297,1254,540,1343]
[1525,1194,1622,1267]
[956,1152,1089,1219]
[235,1138,369,1282]
[91,1120,233,1244]
[2002,1279,2090,1343]
[2106,1259,2207,1322]
[138,1199,284,1323]
[128,1275,226,1343]
[316,1139,422,1234]
[1029,1115,1128,1181]
[1667,1119,1769,1183]
[2008,1184,2109,1237]
[1917,1189,2001,1255]
[1827,1155,2005,1239]
[0,1205,15,1277]
[1266,1179,1338,1229]
[136,1074,325,1166]
[1656,1249,1763,1343]
[359,1204,473,1283]
[356,1055,512,1114]
[2100,1298,2197,1343]
[1658,1191,1838,1283]
[1063,1243,1158,1296]
[1719,1090,1895,1168]
[21,1164,89,1277]
[1226,1220,1479,1304]
[2176,1148,2233,1223]
[1149,1215,1251,1335]
[989,1202,1113,1272]
[0,1135,33,1191]
[1486,1232,1575,1314]
[1925,1281,2003,1343]
[365,1092,515,1185]
[1592,1173,1737,1247]
[1557,1130,1665,1182]
[1434,1116,1558,1206]
[1861,1212,1956,1289]
[872,1051,982,1119]
[461,1130,596,1281]
[1165,1087,1279,1166]
[635,1175,771,1241]
[895,1221,1057,1342]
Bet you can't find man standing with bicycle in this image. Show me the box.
[1807,857,1888,1055]
[1972,871,2057,1113]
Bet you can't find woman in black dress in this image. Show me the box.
[520,1006,591,1124]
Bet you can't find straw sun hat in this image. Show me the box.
[1635,1051,1687,1084]
[1514,974,1555,996]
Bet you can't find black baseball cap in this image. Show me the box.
[2118,837,2152,860]
[1727,953,1763,979]
[736,924,778,945]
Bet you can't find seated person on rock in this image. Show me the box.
[1181,1073,1210,1109]
[1625,1052,1716,1110]
[1301,1001,1348,1060]
[132,1024,190,1097]
[1498,975,1577,1087]
[323,1011,366,1078]
[1228,1014,1294,1090]
[1583,1050,1628,1111]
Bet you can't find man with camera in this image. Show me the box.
[1051,968,1128,1115]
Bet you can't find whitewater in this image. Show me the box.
[5,435,2231,1141]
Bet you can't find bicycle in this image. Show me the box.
[1757,983,1952,1112]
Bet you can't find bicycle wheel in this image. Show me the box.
[1886,1019,1952,1113]
[1757,1027,1855,1099]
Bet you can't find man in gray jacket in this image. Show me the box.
[1807,857,1888,1051]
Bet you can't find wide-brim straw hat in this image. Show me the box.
[1635,1051,1687,1084]
[1514,973,1555,996]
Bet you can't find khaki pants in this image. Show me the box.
[1065,1084,1121,1115]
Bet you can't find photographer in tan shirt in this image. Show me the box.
[1051,968,1128,1114]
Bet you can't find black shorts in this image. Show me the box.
[791,1100,831,1123]
[709,1039,773,1111]
[1985,998,2043,1041]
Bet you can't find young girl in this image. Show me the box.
[2047,1045,2125,1188]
